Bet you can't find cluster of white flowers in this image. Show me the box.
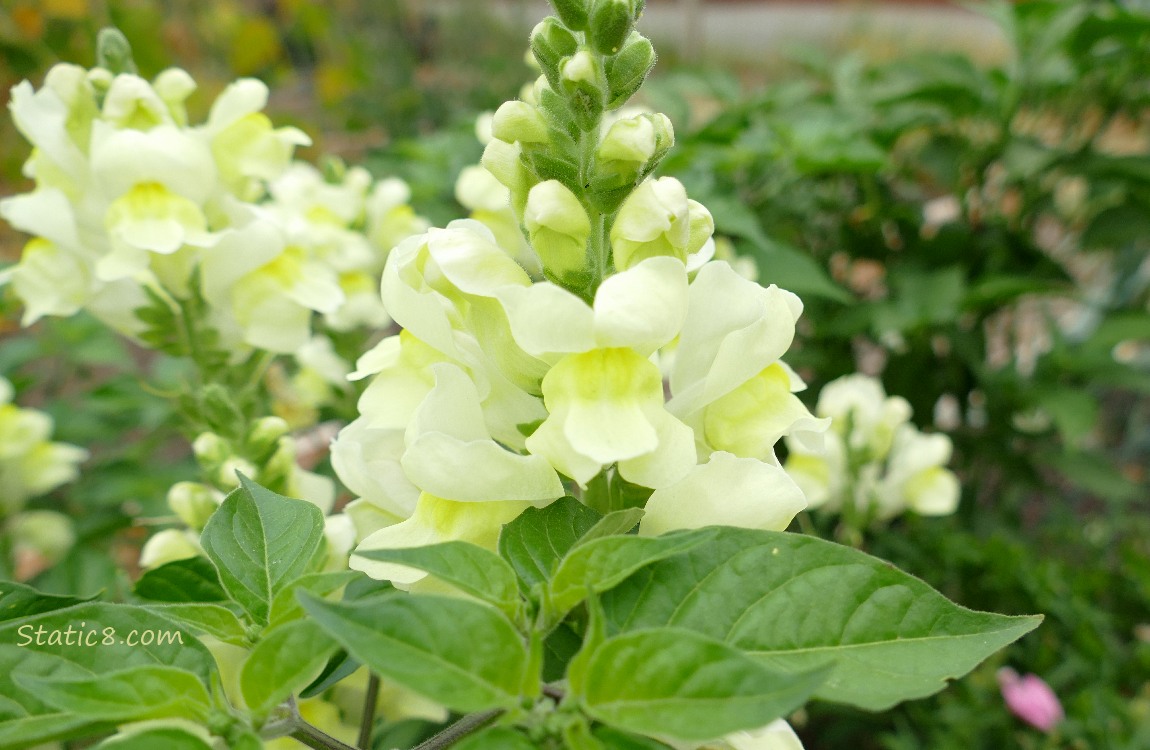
[0,376,86,578]
[784,374,960,523]
[332,105,830,582]
[0,63,421,356]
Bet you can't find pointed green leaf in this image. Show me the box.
[0,582,96,623]
[299,591,531,713]
[200,475,326,624]
[571,627,828,742]
[593,726,675,749]
[0,713,106,750]
[0,602,213,749]
[498,496,602,591]
[240,619,337,715]
[548,530,713,618]
[268,571,360,627]
[355,542,521,615]
[96,726,216,750]
[0,602,213,680]
[574,508,645,547]
[133,557,227,603]
[143,603,248,645]
[16,664,211,722]
[299,649,359,698]
[600,528,1042,710]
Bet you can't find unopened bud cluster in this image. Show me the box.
[190,416,331,506]
[480,0,697,295]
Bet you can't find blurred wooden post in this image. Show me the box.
[682,0,703,62]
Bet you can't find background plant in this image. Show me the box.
[647,1,1150,746]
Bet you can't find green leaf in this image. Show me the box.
[143,603,248,646]
[299,591,532,713]
[1033,387,1098,444]
[575,508,645,546]
[355,542,521,616]
[0,713,109,750]
[498,496,602,592]
[200,474,326,624]
[0,582,95,622]
[570,627,828,742]
[133,556,227,603]
[96,726,216,750]
[16,664,211,722]
[452,727,539,750]
[299,649,359,698]
[599,528,1042,710]
[0,602,213,749]
[593,726,675,749]
[696,190,849,303]
[240,619,338,715]
[268,571,360,627]
[547,530,713,618]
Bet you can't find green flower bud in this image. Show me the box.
[589,114,664,211]
[192,431,231,468]
[549,0,590,31]
[96,27,138,76]
[217,456,257,488]
[598,114,657,167]
[531,18,578,90]
[560,50,606,131]
[491,100,550,144]
[168,481,222,529]
[589,0,636,56]
[605,32,656,108]
[648,112,675,152]
[482,138,535,215]
[525,180,591,281]
[256,436,297,494]
[246,415,290,457]
[610,176,714,270]
[139,528,200,569]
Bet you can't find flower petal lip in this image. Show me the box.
[668,261,803,418]
[640,451,807,536]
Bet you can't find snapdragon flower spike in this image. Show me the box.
[332,0,829,581]
[484,0,660,299]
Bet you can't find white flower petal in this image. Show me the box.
[639,452,807,536]
[593,256,688,354]
[352,494,532,584]
[669,262,802,417]
[497,282,596,357]
[330,420,420,519]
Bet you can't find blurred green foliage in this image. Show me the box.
[651,0,1150,746]
[0,0,530,209]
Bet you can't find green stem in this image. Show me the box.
[289,726,360,750]
[578,125,610,293]
[267,699,361,750]
[411,710,503,750]
[357,673,380,749]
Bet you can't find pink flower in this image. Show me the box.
[997,667,1065,732]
